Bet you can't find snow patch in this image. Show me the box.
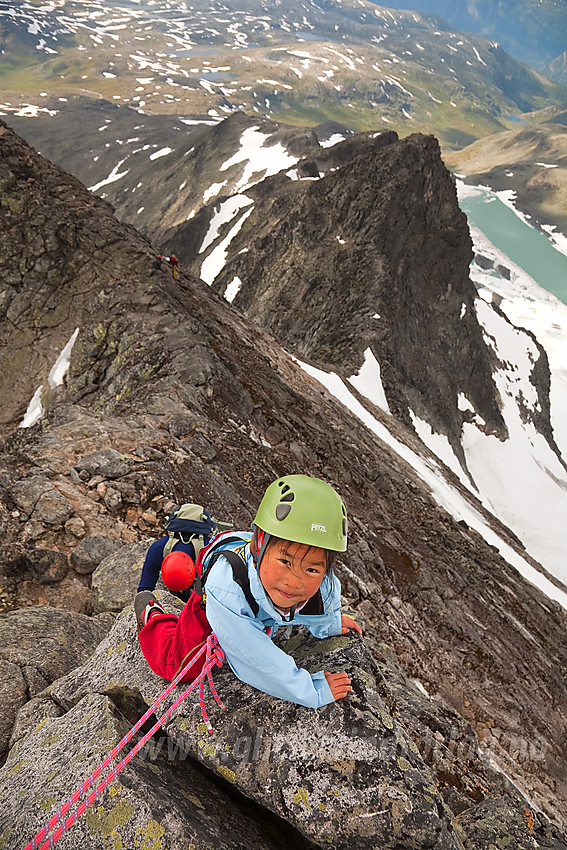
[348,348,390,413]
[319,133,345,148]
[200,207,254,285]
[459,293,567,583]
[203,181,228,204]
[458,394,475,413]
[48,328,79,389]
[224,276,243,303]
[409,410,474,490]
[20,328,80,429]
[220,126,298,192]
[19,387,44,429]
[199,195,254,254]
[149,146,173,160]
[88,158,130,192]
[0,103,58,118]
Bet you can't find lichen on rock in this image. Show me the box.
[1,691,279,850]
[2,600,562,849]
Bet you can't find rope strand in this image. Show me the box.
[199,642,226,731]
[24,633,225,850]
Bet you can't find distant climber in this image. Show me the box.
[167,254,179,279]
[136,502,223,604]
[152,254,164,271]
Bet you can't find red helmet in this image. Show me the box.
[161,550,195,592]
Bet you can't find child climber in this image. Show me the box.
[134,474,362,707]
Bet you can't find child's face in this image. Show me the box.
[259,539,327,609]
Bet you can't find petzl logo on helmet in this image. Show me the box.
[311,523,327,532]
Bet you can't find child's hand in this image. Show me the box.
[324,671,352,700]
[341,614,363,635]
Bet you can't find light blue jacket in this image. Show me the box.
[204,536,342,708]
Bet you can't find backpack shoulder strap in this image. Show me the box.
[217,550,259,618]
[195,535,259,617]
[162,535,176,559]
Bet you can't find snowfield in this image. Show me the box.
[295,355,567,611]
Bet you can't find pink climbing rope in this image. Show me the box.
[23,632,225,850]
[199,637,226,731]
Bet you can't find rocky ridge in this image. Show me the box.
[2,597,566,849]
[0,118,566,842]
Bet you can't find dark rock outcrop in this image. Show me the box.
[0,118,161,434]
[91,539,155,614]
[0,541,92,612]
[170,130,510,466]
[70,534,122,574]
[0,118,566,836]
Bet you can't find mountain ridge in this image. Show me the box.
[157,116,562,478]
[367,0,567,73]
[1,116,567,835]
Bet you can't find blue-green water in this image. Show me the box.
[459,189,567,306]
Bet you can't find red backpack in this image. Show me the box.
[140,533,255,683]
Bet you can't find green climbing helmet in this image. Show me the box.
[253,474,348,552]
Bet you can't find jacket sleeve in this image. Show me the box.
[205,580,335,709]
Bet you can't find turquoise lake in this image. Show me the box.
[458,188,567,306]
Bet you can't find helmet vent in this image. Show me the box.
[254,475,347,552]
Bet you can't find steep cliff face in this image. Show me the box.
[0,120,566,840]
[168,130,508,462]
[0,119,161,434]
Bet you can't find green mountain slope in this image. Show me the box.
[444,108,567,234]
[0,0,565,149]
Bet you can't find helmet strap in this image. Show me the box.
[251,527,271,568]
